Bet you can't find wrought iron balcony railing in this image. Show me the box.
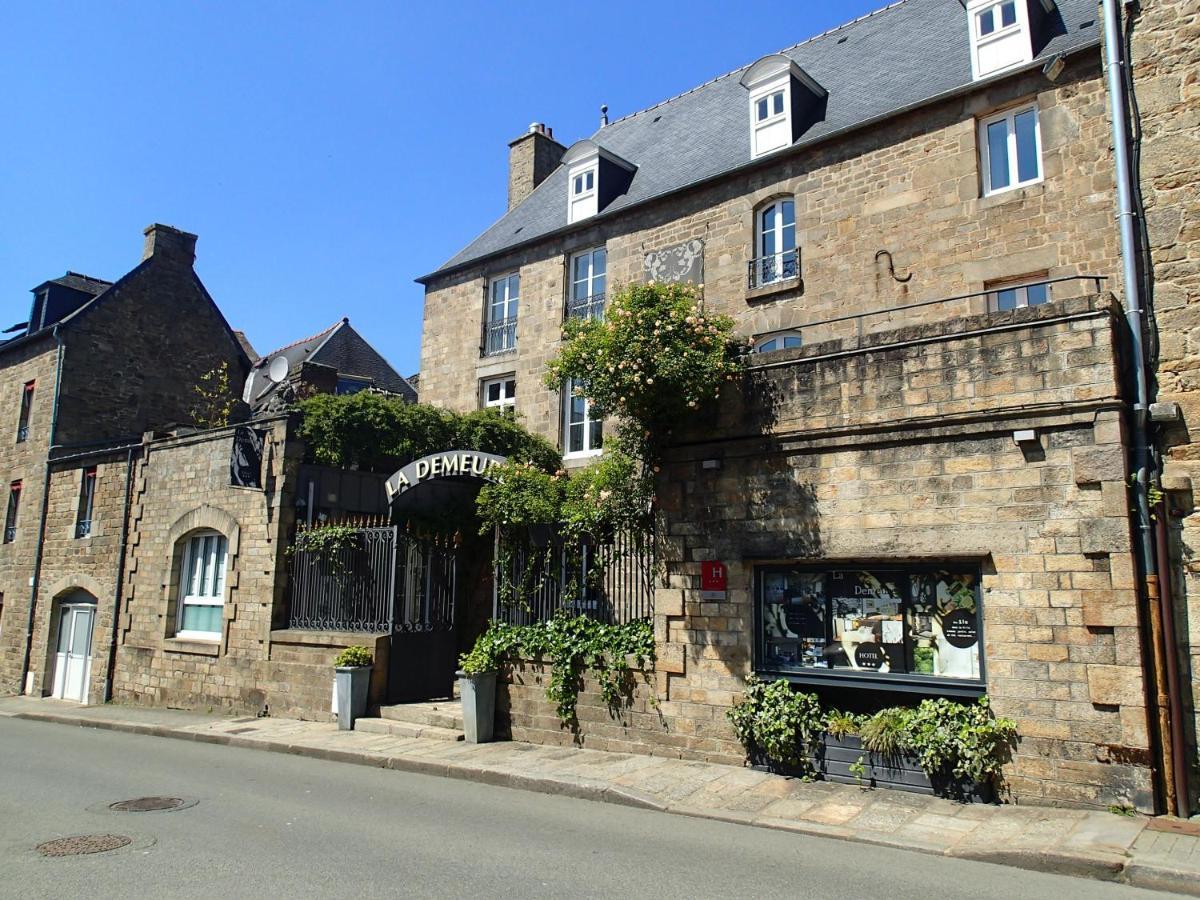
[482,316,518,357]
[75,519,92,539]
[16,425,28,443]
[4,525,15,544]
[747,250,801,289]
[566,292,605,321]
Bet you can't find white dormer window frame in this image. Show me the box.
[567,161,598,224]
[967,0,1034,80]
[739,54,826,161]
[561,141,636,225]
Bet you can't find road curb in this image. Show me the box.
[11,708,1189,893]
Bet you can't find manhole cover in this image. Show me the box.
[109,797,187,812]
[37,834,131,857]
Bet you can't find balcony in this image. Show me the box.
[75,519,92,539]
[482,316,517,357]
[566,292,605,321]
[4,525,15,544]
[16,425,28,443]
[747,250,801,290]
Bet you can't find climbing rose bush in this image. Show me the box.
[544,281,745,460]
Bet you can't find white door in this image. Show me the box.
[51,605,95,703]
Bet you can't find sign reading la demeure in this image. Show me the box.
[384,450,508,503]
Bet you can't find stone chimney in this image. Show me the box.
[507,123,566,211]
[142,223,198,266]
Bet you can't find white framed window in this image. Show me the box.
[563,378,603,458]
[979,104,1041,196]
[568,164,598,224]
[568,248,607,320]
[572,170,594,196]
[755,89,786,124]
[481,376,516,414]
[177,530,228,640]
[747,77,792,158]
[968,0,1032,79]
[485,273,519,355]
[986,274,1051,311]
[755,198,798,286]
[754,331,803,353]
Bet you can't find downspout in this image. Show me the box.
[103,444,138,702]
[1155,498,1192,817]
[1102,0,1182,816]
[20,329,64,695]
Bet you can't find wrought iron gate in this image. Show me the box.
[286,525,459,703]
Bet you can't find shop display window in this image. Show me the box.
[757,565,983,686]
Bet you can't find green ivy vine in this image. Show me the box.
[289,524,361,579]
[459,613,655,727]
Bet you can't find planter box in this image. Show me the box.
[334,665,371,731]
[459,670,497,743]
[748,735,995,803]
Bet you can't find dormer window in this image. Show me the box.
[740,54,827,160]
[967,0,1053,79]
[561,141,636,225]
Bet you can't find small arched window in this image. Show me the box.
[754,331,803,353]
[755,199,798,286]
[176,530,228,640]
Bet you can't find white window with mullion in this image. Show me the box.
[968,0,1031,78]
[987,275,1052,312]
[756,198,798,285]
[980,104,1042,196]
[481,376,516,415]
[569,248,607,320]
[486,273,519,355]
[177,531,228,641]
[563,378,603,459]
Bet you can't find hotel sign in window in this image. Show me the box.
[757,565,983,688]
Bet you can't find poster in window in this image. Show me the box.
[763,571,824,670]
[827,570,903,673]
[909,571,980,678]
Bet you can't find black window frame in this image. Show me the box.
[4,481,21,544]
[76,466,97,538]
[753,562,986,698]
[16,380,34,443]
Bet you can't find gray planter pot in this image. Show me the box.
[458,670,497,743]
[335,665,371,730]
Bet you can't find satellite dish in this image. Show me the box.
[267,355,289,384]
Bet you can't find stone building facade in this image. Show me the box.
[1126,0,1200,812]
[0,224,251,702]
[415,0,1193,810]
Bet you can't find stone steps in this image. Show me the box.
[354,718,463,741]
[379,700,464,731]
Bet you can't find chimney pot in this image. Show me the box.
[142,223,198,266]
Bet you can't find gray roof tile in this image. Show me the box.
[425,0,1099,280]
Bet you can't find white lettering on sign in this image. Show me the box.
[384,450,508,504]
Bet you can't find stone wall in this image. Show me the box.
[649,296,1152,809]
[419,55,1121,456]
[1129,0,1200,808]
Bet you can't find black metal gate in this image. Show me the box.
[286,525,459,703]
[388,534,458,702]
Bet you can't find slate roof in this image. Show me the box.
[46,272,112,296]
[422,0,1101,282]
[249,319,416,409]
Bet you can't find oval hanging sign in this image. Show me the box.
[384,450,508,504]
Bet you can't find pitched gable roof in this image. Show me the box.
[421,0,1099,282]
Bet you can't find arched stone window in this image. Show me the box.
[755,197,798,286]
[175,530,228,640]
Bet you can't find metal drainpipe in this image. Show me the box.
[1102,0,1184,817]
[103,445,138,702]
[19,329,64,696]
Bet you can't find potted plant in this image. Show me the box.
[333,645,373,731]
[457,638,500,744]
[905,697,1017,802]
[728,676,823,778]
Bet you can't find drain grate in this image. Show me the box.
[37,834,131,857]
[109,797,187,813]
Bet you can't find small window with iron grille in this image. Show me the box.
[76,467,97,538]
[16,381,34,443]
[4,481,21,544]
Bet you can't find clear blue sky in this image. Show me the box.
[0,1,881,377]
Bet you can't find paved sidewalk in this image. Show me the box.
[2,697,1197,895]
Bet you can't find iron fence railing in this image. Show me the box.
[3,525,14,544]
[747,249,801,289]
[286,525,458,634]
[566,292,605,321]
[75,519,91,539]
[482,316,518,356]
[493,528,654,625]
[287,525,397,632]
[16,425,28,443]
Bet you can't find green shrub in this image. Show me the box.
[727,676,823,771]
[860,708,913,757]
[334,646,373,668]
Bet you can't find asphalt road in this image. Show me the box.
[0,717,1168,900]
